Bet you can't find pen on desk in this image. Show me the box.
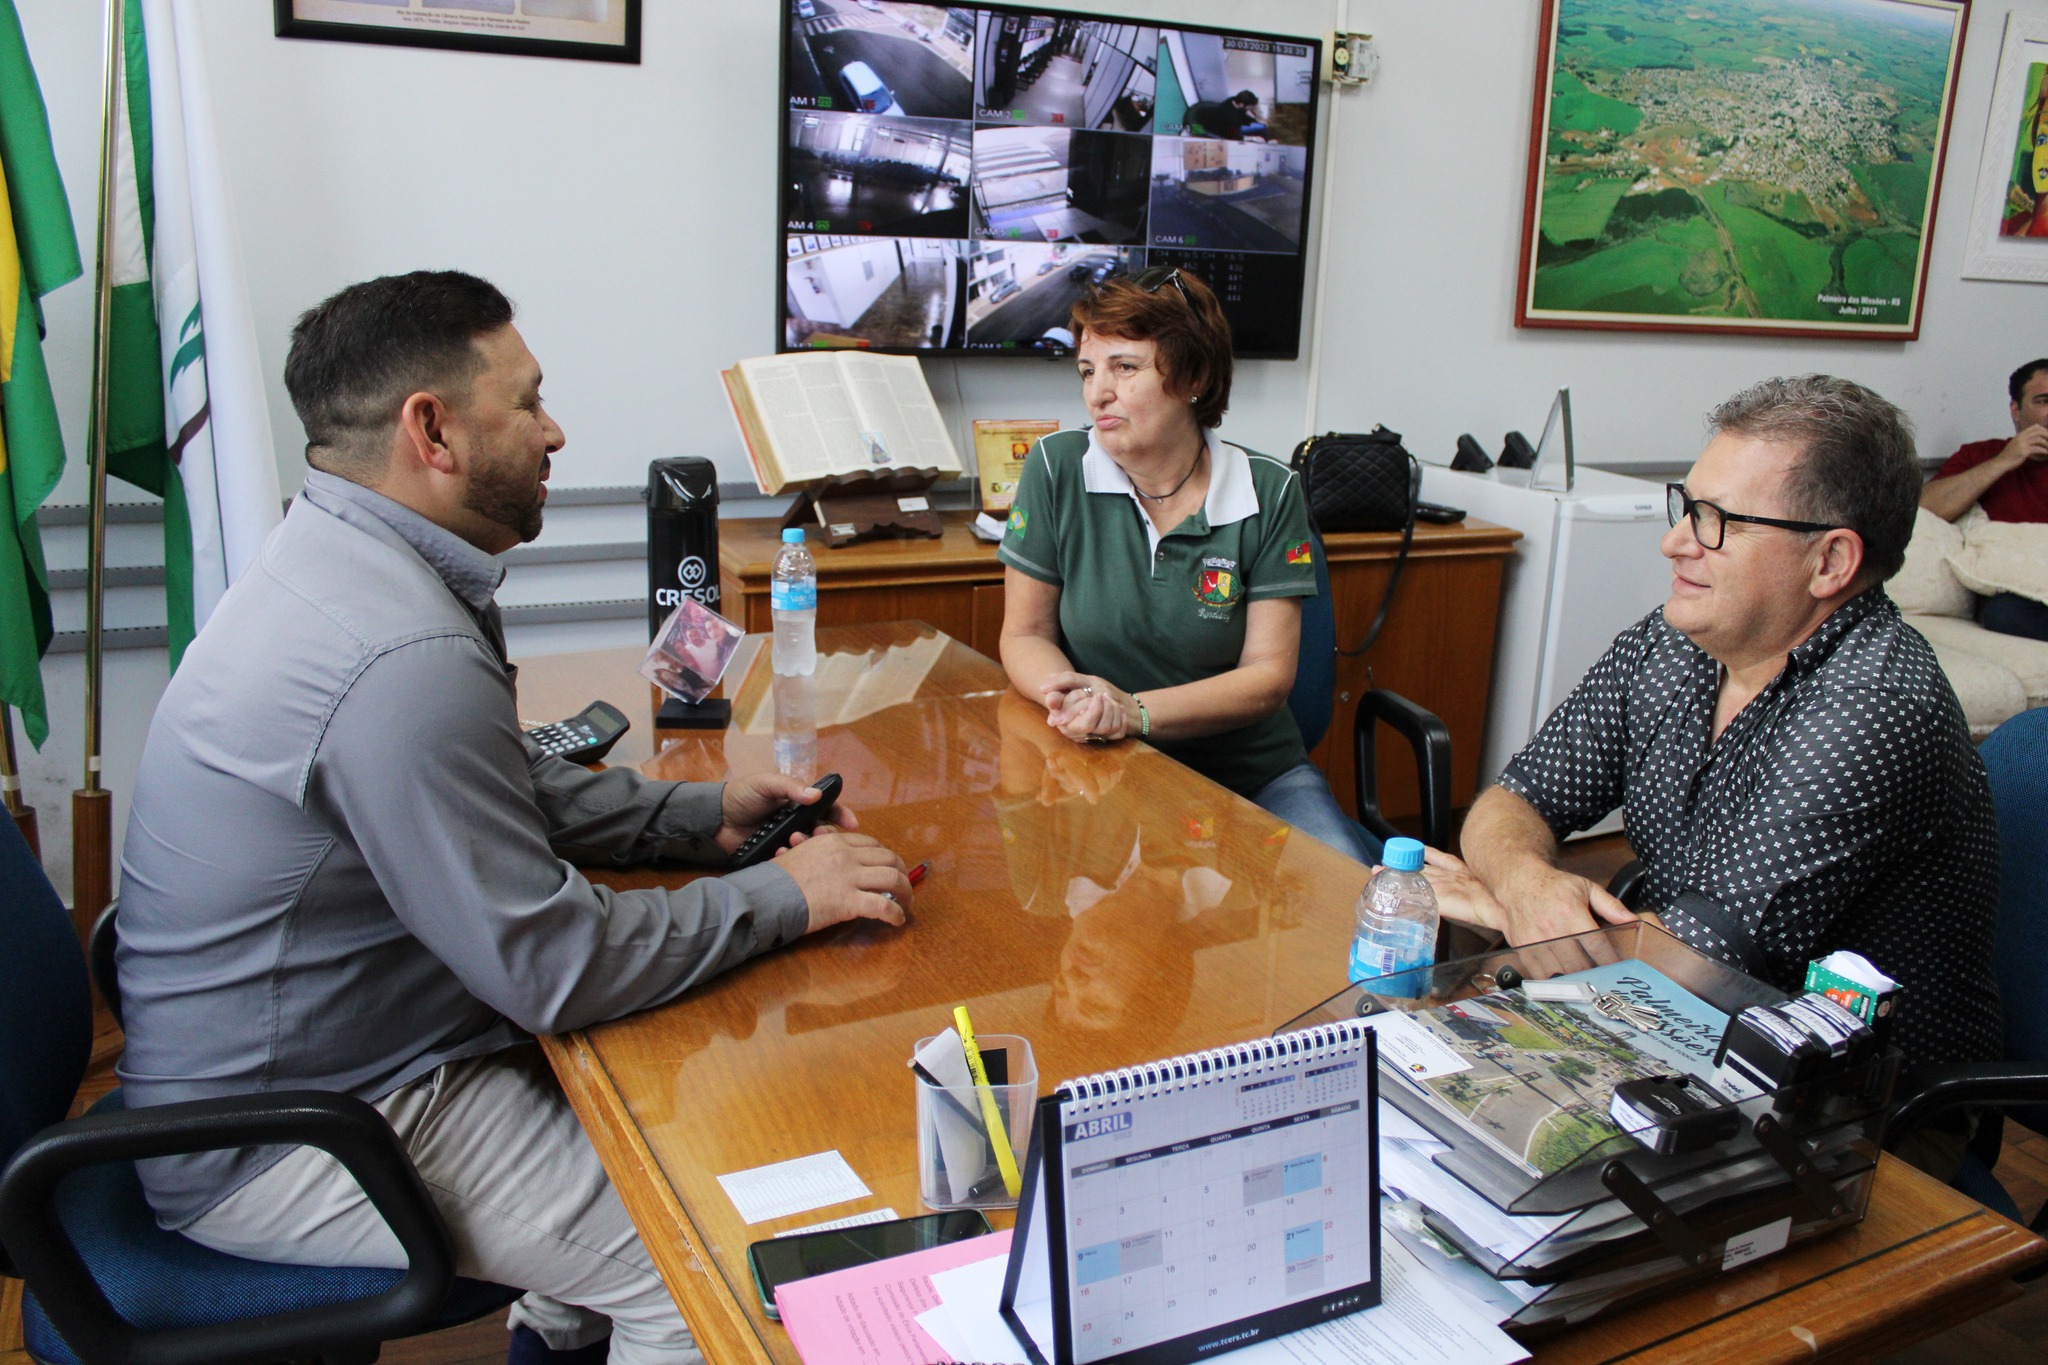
[953,1005,1022,1198]
[909,1058,988,1137]
[908,861,930,887]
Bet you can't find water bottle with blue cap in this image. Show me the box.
[1349,836,1438,996]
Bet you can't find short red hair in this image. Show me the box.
[1070,267,1233,429]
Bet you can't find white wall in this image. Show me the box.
[13,0,2045,897]
[1311,2,2047,467]
[23,0,2041,496]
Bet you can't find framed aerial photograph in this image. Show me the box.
[1961,13,2048,282]
[275,0,641,65]
[1514,0,1970,340]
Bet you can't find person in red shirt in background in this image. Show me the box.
[1919,358,2048,639]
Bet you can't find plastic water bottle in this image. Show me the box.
[773,672,818,776]
[772,527,817,677]
[1349,836,1439,997]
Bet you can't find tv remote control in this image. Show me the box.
[729,773,843,869]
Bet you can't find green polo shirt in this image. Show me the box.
[997,427,1318,796]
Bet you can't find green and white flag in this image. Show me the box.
[105,0,278,668]
[0,0,82,750]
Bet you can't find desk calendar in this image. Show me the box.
[999,1021,1380,1365]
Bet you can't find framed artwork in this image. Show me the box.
[275,0,641,65]
[1961,13,2048,282]
[1514,0,1970,339]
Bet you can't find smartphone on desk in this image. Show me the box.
[748,1210,992,1320]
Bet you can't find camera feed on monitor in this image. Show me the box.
[787,1,973,118]
[1155,32,1316,145]
[786,237,968,351]
[973,15,1158,132]
[1149,138,1307,253]
[965,242,1138,350]
[787,112,971,238]
[971,126,1149,244]
[780,5,1318,357]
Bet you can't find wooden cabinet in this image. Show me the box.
[717,512,1519,822]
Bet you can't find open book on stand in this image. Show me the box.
[722,350,963,496]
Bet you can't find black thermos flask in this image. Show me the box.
[644,457,721,638]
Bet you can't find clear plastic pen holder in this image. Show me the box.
[914,1033,1036,1211]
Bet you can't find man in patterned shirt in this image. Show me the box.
[1429,376,2000,1093]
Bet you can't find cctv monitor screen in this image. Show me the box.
[780,4,1321,358]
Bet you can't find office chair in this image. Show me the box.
[1887,706,2048,1231]
[0,816,519,1365]
[1606,710,2048,1231]
[1288,531,1454,855]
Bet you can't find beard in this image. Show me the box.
[464,452,547,545]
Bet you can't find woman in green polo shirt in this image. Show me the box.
[995,267,1376,865]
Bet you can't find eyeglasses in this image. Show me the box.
[1133,266,1191,305]
[1664,483,1841,550]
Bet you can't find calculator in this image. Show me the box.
[524,701,631,764]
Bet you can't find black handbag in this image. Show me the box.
[1289,427,1421,656]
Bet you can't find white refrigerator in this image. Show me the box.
[1418,464,1672,837]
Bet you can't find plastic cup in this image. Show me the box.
[914,1033,1037,1210]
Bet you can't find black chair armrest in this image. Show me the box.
[90,900,122,1031]
[0,1090,455,1365]
[1354,688,1452,851]
[1606,859,1649,910]
[1886,1063,2048,1150]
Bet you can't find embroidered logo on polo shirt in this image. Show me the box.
[1194,556,1242,618]
[1007,508,1028,534]
[1286,539,1313,565]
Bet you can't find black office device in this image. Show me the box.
[780,5,1323,358]
[1499,430,1537,469]
[729,772,844,869]
[1414,500,1465,524]
[749,1211,993,1320]
[524,702,631,765]
[1451,433,1494,473]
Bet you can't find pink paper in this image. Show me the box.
[777,1229,1013,1365]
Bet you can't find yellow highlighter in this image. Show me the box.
[953,1005,1022,1198]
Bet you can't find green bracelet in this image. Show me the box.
[1133,695,1150,738]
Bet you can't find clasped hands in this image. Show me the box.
[1416,846,1637,947]
[1041,671,1137,744]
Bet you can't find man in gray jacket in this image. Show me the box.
[115,270,912,1364]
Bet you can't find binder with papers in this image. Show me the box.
[1281,922,1899,1334]
[999,1022,1382,1365]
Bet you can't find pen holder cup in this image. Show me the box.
[914,1034,1037,1211]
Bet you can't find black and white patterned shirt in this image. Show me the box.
[1498,588,2001,1067]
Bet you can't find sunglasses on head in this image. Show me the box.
[1132,266,1191,305]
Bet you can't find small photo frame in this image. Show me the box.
[641,599,746,704]
[275,0,641,65]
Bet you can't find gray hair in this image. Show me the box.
[1707,374,1919,582]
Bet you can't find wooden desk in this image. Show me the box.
[717,512,1521,822]
[516,628,2045,1365]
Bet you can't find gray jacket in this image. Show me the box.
[116,471,806,1227]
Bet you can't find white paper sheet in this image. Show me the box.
[1228,1239,1528,1365]
[914,1300,976,1364]
[916,1237,1525,1365]
[1362,1011,1472,1080]
[778,1207,901,1237]
[930,1255,1032,1363]
[716,1150,871,1224]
